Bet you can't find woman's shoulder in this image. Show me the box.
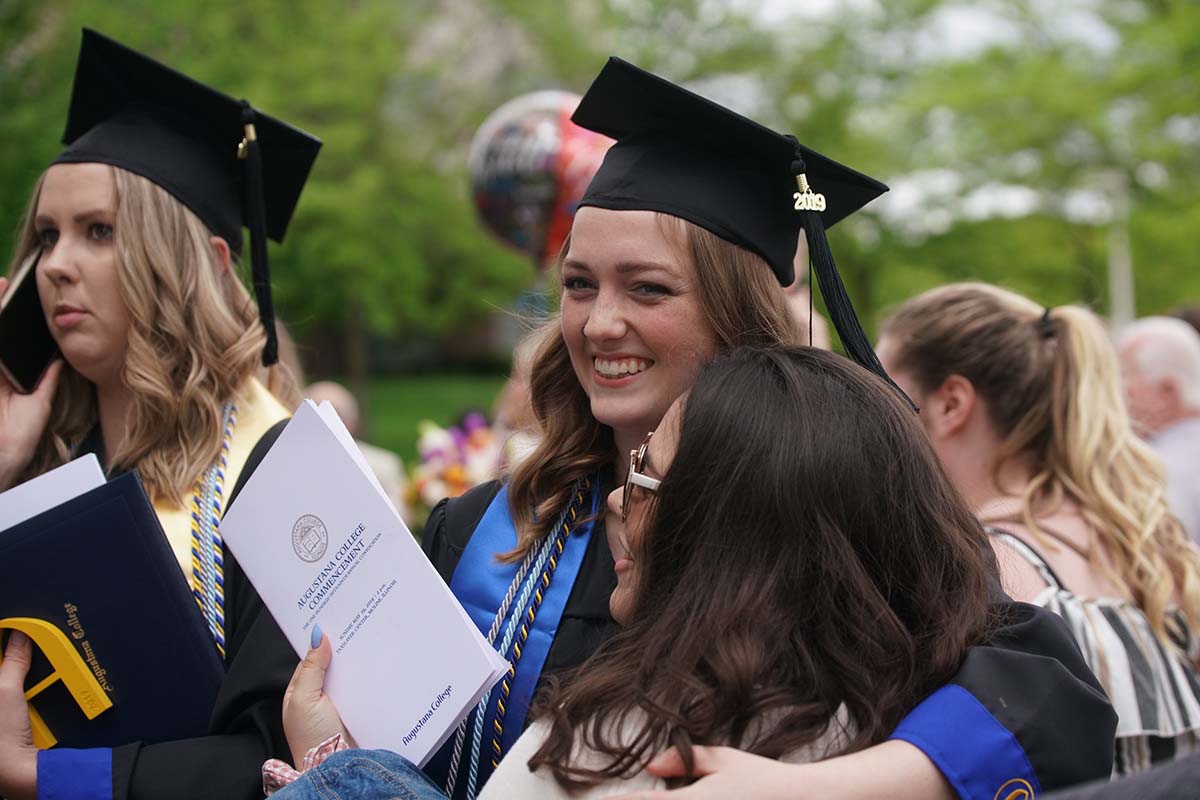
[223,418,288,504]
[480,719,661,799]
[988,525,1200,742]
[986,526,1062,604]
[237,377,291,427]
[422,479,505,580]
[224,379,291,502]
[482,714,829,799]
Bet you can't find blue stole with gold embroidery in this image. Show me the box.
[426,480,599,799]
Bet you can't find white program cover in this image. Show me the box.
[220,400,508,765]
[0,454,105,532]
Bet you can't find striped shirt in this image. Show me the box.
[991,530,1200,775]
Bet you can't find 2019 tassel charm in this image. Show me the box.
[789,148,917,412]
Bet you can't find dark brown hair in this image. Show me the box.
[528,346,995,790]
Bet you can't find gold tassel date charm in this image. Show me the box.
[793,173,827,212]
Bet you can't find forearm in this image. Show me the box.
[620,741,958,800]
[801,741,955,800]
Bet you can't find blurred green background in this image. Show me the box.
[4,0,1199,469]
[366,373,505,463]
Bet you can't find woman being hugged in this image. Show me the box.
[877,282,1200,774]
[279,59,1116,800]
[0,29,319,800]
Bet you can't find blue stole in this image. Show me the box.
[426,481,600,798]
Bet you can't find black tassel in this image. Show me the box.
[240,101,278,367]
[790,146,917,411]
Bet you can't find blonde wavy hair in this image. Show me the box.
[506,214,801,559]
[881,282,1200,645]
[9,165,294,504]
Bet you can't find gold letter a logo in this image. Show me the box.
[0,617,113,749]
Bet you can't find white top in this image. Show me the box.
[481,712,848,798]
[1152,417,1200,545]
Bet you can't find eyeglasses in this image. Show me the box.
[623,431,661,522]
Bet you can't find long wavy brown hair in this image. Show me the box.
[881,282,1200,647]
[8,166,293,503]
[505,214,799,559]
[526,346,995,790]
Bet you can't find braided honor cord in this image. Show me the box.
[447,477,591,800]
[443,544,539,798]
[189,402,236,658]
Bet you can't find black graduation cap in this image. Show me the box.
[572,57,908,403]
[53,28,322,366]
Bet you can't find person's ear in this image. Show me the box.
[209,236,232,274]
[925,374,977,439]
[1160,377,1182,415]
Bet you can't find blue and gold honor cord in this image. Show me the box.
[489,481,584,768]
[445,477,591,800]
[189,403,236,658]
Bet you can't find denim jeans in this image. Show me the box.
[272,749,449,800]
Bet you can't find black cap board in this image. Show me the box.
[571,57,911,406]
[53,28,322,366]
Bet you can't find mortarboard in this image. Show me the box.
[572,57,908,402]
[53,28,322,366]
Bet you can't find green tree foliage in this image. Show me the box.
[761,0,1200,327]
[888,0,1200,315]
[0,0,535,370]
[3,0,1198,361]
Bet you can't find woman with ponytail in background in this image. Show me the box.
[877,282,1200,774]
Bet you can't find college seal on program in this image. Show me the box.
[292,515,329,563]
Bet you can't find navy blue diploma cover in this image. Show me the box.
[0,471,223,749]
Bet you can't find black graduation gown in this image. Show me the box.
[424,479,1118,792]
[83,420,299,800]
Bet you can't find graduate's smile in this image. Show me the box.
[561,207,716,445]
[593,355,653,386]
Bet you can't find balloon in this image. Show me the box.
[468,90,612,267]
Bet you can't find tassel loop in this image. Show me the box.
[239,100,278,367]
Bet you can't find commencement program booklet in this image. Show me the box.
[221,401,509,766]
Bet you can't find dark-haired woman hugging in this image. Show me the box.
[272,346,996,797]
[512,345,1000,794]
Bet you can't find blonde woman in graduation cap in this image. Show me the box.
[274,59,1115,800]
[0,29,320,800]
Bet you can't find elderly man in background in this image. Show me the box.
[1117,317,1200,544]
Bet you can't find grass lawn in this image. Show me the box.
[364,373,508,468]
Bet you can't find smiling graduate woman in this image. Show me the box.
[0,29,319,800]
[271,59,1116,800]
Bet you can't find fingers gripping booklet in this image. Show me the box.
[221,400,509,766]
